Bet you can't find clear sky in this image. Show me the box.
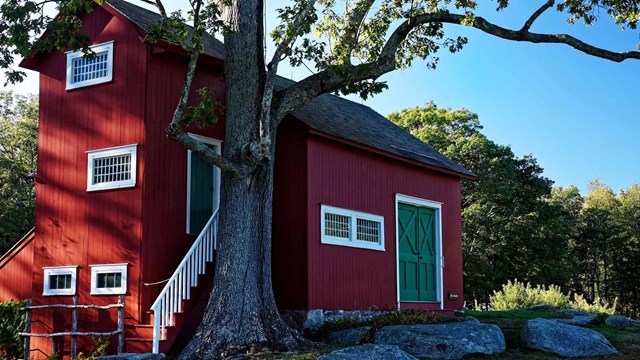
[4,1,639,194]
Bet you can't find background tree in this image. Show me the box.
[2,0,640,357]
[0,92,37,255]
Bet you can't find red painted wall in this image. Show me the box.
[272,119,309,310]
[305,134,464,311]
[0,231,35,301]
[30,6,147,357]
[140,50,226,313]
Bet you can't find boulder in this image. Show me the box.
[555,309,596,325]
[522,318,617,357]
[460,316,480,324]
[318,344,417,360]
[327,326,372,346]
[374,322,506,360]
[605,315,632,328]
[96,354,166,360]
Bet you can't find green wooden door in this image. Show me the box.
[189,152,214,234]
[398,203,437,302]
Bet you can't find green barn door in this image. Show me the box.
[398,203,437,302]
[189,152,214,234]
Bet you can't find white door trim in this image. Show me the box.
[395,193,444,310]
[186,133,222,234]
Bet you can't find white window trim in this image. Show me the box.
[43,266,78,296]
[320,205,385,251]
[86,144,138,192]
[90,263,128,295]
[66,41,114,90]
[395,194,444,309]
[186,133,222,235]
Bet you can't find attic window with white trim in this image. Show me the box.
[86,144,137,192]
[90,264,128,295]
[43,266,77,296]
[320,205,385,251]
[66,41,114,90]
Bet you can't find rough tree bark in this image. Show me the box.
[178,1,302,358]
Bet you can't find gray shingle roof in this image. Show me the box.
[105,0,473,177]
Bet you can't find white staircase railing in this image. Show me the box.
[150,210,219,353]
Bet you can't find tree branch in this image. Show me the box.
[333,0,375,64]
[274,9,640,122]
[521,0,555,33]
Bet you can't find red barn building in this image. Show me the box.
[0,0,474,357]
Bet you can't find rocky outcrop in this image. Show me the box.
[327,326,372,346]
[522,318,617,357]
[318,344,417,360]
[554,309,596,326]
[374,322,505,360]
[96,354,166,360]
[605,315,633,328]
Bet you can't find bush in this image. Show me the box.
[489,280,571,310]
[488,279,617,315]
[0,300,26,359]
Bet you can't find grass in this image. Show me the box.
[462,309,571,321]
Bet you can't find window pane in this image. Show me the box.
[97,272,123,288]
[92,153,132,185]
[357,218,381,243]
[324,212,350,238]
[49,274,72,290]
[71,50,109,84]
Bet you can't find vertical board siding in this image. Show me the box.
[140,51,226,314]
[306,135,464,311]
[30,6,146,358]
[0,232,35,301]
[272,120,309,309]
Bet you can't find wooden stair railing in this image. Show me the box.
[150,210,218,353]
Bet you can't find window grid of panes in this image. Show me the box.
[92,154,132,185]
[324,213,350,238]
[97,272,122,289]
[72,51,109,84]
[49,274,72,290]
[356,218,381,243]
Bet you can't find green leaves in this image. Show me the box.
[181,87,223,128]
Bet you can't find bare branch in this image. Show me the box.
[274,10,640,122]
[521,0,555,33]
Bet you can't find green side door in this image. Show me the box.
[189,152,214,234]
[398,203,437,302]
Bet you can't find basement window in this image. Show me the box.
[66,41,114,90]
[86,144,137,192]
[43,266,78,296]
[320,205,385,251]
[90,264,128,295]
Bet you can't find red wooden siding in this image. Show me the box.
[272,119,309,309]
[140,50,226,313]
[0,231,35,301]
[305,134,464,311]
[31,6,147,357]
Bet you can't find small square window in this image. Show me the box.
[320,205,385,251]
[43,266,77,296]
[90,264,127,295]
[66,41,114,90]
[86,144,137,192]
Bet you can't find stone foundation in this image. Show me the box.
[281,309,391,331]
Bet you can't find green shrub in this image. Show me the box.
[0,300,26,359]
[488,279,617,315]
[489,280,571,310]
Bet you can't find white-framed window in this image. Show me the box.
[43,266,78,296]
[90,264,128,295]
[66,41,114,90]
[320,205,385,251]
[86,144,137,192]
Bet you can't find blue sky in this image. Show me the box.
[5,1,639,194]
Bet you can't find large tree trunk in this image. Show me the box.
[178,1,302,358]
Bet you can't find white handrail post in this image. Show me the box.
[152,305,160,353]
